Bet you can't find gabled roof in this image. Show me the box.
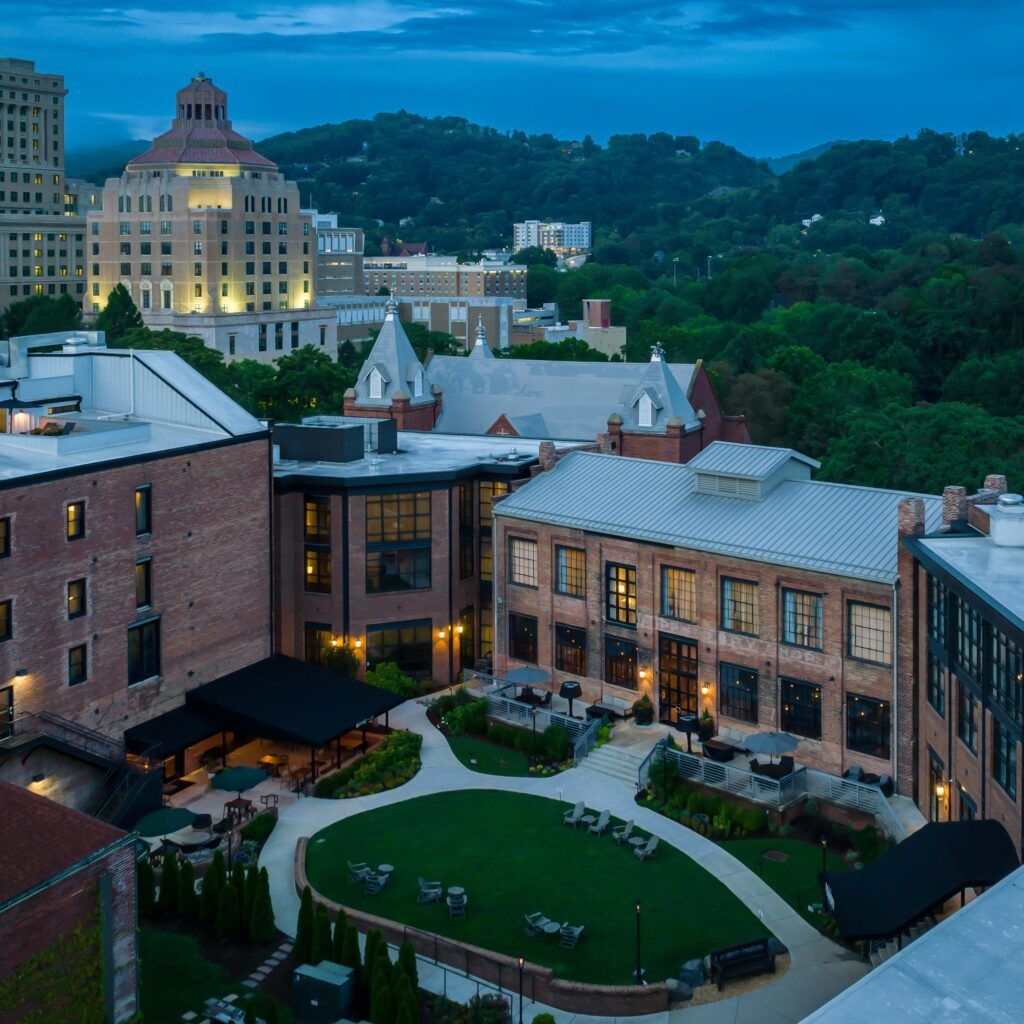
[624,349,695,431]
[353,301,432,408]
[689,441,820,479]
[493,448,942,582]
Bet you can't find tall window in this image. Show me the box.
[780,678,822,739]
[719,663,758,723]
[478,481,509,527]
[606,563,637,625]
[366,493,430,543]
[459,484,474,529]
[135,558,152,609]
[458,606,475,672]
[661,566,696,622]
[134,485,152,535]
[926,652,945,718]
[304,497,330,543]
[303,622,332,667]
[927,574,948,647]
[555,547,586,598]
[847,602,892,664]
[508,537,538,587]
[128,618,160,685]
[846,693,891,760]
[782,589,822,649]
[992,629,1024,723]
[0,517,9,558]
[458,485,474,580]
[959,787,977,822]
[605,636,638,689]
[508,613,538,664]
[555,624,587,676]
[993,719,1018,800]
[480,538,494,583]
[67,578,86,619]
[658,635,698,721]
[957,682,978,753]
[304,548,332,593]
[0,599,11,642]
[953,596,982,680]
[366,549,430,593]
[721,578,758,636]
[68,644,87,686]
[66,500,85,541]
[366,621,433,677]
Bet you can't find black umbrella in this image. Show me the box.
[560,680,583,718]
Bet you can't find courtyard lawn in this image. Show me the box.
[447,736,531,777]
[305,790,769,985]
[724,838,848,928]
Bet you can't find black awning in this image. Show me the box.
[186,654,406,747]
[823,820,1019,940]
[124,702,221,759]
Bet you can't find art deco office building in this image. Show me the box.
[86,73,333,360]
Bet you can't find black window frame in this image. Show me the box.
[555,623,587,676]
[135,558,152,609]
[604,635,638,690]
[508,612,538,664]
[721,577,759,637]
[0,598,11,642]
[605,562,637,626]
[303,496,331,543]
[0,516,9,558]
[365,548,431,594]
[68,643,88,686]
[366,492,431,544]
[366,619,433,678]
[127,617,161,686]
[67,577,86,619]
[555,546,586,599]
[957,680,978,753]
[846,692,891,760]
[660,565,696,623]
[993,718,1018,801]
[781,588,823,650]
[847,601,893,666]
[780,677,822,739]
[304,546,332,594]
[719,662,759,723]
[303,621,332,667]
[134,484,152,536]
[66,500,85,541]
[926,650,946,718]
[658,633,699,720]
[508,536,538,588]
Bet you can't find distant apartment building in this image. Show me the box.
[905,478,1024,855]
[85,72,332,362]
[513,219,592,257]
[493,443,941,789]
[0,58,88,312]
[305,209,364,296]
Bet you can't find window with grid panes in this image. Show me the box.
[847,602,892,664]
[782,589,822,649]
[992,629,1024,724]
[508,537,537,587]
[927,573,948,646]
[606,563,637,625]
[846,693,891,760]
[304,497,330,543]
[366,549,430,593]
[721,578,758,635]
[927,651,946,717]
[304,547,331,593]
[719,663,758,723]
[555,546,585,598]
[661,565,696,622]
[555,624,587,676]
[367,621,432,677]
[993,719,1018,800]
[953,596,982,680]
[508,613,538,663]
[365,492,430,543]
[478,481,509,528]
[303,622,332,666]
[957,681,978,753]
[604,635,638,689]
[780,678,821,738]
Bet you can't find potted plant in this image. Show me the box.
[632,694,654,726]
[698,709,714,741]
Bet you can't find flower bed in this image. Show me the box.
[313,731,423,798]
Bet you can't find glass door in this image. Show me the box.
[0,685,12,739]
[658,634,698,723]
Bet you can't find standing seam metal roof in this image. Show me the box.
[688,441,820,478]
[494,450,942,583]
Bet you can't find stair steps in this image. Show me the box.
[578,744,646,785]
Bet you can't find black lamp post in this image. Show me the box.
[517,955,525,1024]
[820,833,827,876]
[634,900,643,985]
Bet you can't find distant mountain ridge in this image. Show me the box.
[763,141,842,175]
[67,139,148,183]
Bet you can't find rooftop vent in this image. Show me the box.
[989,493,1024,547]
[695,472,761,500]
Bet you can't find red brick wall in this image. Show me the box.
[495,520,901,782]
[0,841,138,1023]
[0,439,272,738]
[341,396,439,431]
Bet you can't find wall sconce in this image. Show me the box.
[15,668,28,678]
[437,628,447,640]
[330,637,339,647]
[935,782,946,798]
[700,681,710,697]
[32,772,45,783]
[638,668,648,682]
[353,638,363,650]
[456,624,464,635]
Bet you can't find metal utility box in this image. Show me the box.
[292,961,355,1023]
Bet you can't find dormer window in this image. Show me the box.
[369,368,384,400]
[412,369,423,398]
[638,392,655,428]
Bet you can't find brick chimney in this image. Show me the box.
[606,413,622,454]
[983,474,1008,496]
[538,441,557,472]
[596,432,614,454]
[941,485,967,527]
[898,496,926,538]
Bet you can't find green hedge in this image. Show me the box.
[642,779,768,838]
[240,811,277,846]
[314,731,423,799]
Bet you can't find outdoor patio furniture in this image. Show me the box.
[559,680,583,718]
[843,765,864,782]
[779,756,795,776]
[612,820,634,845]
[588,809,611,835]
[559,924,585,948]
[703,739,737,763]
[191,813,213,831]
[447,892,468,917]
[524,912,553,937]
[260,792,279,808]
[563,801,585,827]
[212,816,233,836]
[417,877,443,904]
[709,937,776,990]
[538,691,553,708]
[347,860,372,883]
[633,835,659,861]
[365,872,390,894]
[878,774,894,797]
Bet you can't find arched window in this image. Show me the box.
[639,393,655,428]
[412,369,423,397]
[369,368,384,400]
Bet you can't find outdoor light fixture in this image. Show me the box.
[935,782,946,798]
[14,668,28,678]
[354,638,363,649]
[634,900,643,985]
[456,624,464,635]
[700,681,710,696]
[330,638,339,647]
[31,772,45,783]
[517,956,525,1024]
[437,628,446,640]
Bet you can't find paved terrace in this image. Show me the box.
[259,699,869,1023]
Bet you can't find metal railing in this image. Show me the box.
[0,710,123,763]
[655,746,907,842]
[463,671,589,744]
[637,737,668,791]
[571,716,602,767]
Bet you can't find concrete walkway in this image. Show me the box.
[259,699,868,1022]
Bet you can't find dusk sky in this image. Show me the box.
[7,1,1023,156]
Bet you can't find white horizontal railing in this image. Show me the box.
[461,670,589,744]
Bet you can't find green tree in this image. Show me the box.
[200,858,223,923]
[249,868,277,944]
[332,907,349,964]
[311,903,333,965]
[95,283,144,341]
[215,882,242,940]
[370,963,394,1024]
[120,327,232,391]
[157,852,179,917]
[323,643,361,678]
[255,347,355,421]
[177,858,197,918]
[397,940,418,990]
[391,972,416,1024]
[511,246,557,267]
[1,293,82,337]
[365,662,417,697]
[137,858,156,919]
[294,886,315,963]
[243,863,259,923]
[502,337,608,362]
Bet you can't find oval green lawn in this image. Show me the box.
[305,790,769,985]
[447,736,532,776]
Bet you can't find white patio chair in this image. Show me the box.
[612,820,634,845]
[588,809,611,835]
[633,835,660,861]
[417,877,443,904]
[524,911,551,937]
[347,860,371,883]
[563,801,585,827]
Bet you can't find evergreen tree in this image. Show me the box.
[249,868,276,944]
[157,852,179,917]
[244,1003,257,1024]
[243,863,259,922]
[177,858,197,918]
[363,929,381,977]
[330,907,348,964]
[341,924,362,974]
[311,903,333,965]
[373,942,392,986]
[215,882,242,940]
[397,940,418,990]
[392,973,417,1024]
[370,963,394,1024]
[210,849,227,887]
[294,886,315,964]
[231,860,246,901]
[137,858,156,919]
[394,993,416,1024]
[200,860,223,923]
[95,283,144,341]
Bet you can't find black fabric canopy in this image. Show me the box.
[125,702,220,759]
[823,820,1019,940]
[187,654,405,747]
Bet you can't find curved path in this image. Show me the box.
[260,700,867,1022]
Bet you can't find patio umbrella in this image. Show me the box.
[559,680,583,718]
[133,807,197,838]
[744,731,800,762]
[210,765,268,795]
[505,667,550,686]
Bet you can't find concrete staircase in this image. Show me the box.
[868,915,939,967]
[578,744,645,786]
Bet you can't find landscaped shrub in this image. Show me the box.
[157,851,179,916]
[200,852,224,923]
[853,824,889,864]
[542,724,569,761]
[430,688,474,720]
[178,858,197,918]
[446,697,487,736]
[249,868,276,943]
[294,886,315,963]
[332,907,349,964]
[595,722,612,747]
[215,883,242,940]
[533,1014,556,1024]
[632,694,654,725]
[366,661,419,698]
[137,858,156,919]
[315,731,423,798]
[466,992,512,1024]
[241,811,277,847]
[311,903,333,965]
[397,940,418,990]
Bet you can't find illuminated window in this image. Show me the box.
[365,493,430,543]
[304,547,332,594]
[555,624,586,676]
[606,563,637,625]
[721,577,758,636]
[303,497,331,543]
[65,500,85,540]
[68,644,87,686]
[508,537,537,587]
[134,485,151,535]
[780,678,821,739]
[847,693,890,760]
[0,599,11,641]
[661,566,695,622]
[555,546,585,598]
[782,589,822,649]
[720,663,758,723]
[135,558,152,609]
[508,612,537,664]
[67,578,86,619]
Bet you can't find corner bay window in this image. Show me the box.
[846,693,891,760]
[365,492,431,595]
[604,635,638,689]
[366,549,430,593]
[367,621,432,677]
[304,547,332,593]
[993,719,1018,800]
[848,602,892,665]
[780,678,821,739]
[555,546,585,598]
[719,663,758,723]
[555,624,587,676]
[661,566,695,622]
[721,578,758,636]
[508,537,537,587]
[606,563,637,626]
[128,618,160,685]
[782,589,822,649]
[367,492,429,543]
[508,612,538,664]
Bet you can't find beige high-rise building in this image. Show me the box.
[0,58,88,311]
[86,72,333,361]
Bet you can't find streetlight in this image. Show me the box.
[672,257,679,288]
[517,955,525,1024]
[820,833,828,875]
[634,900,643,985]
